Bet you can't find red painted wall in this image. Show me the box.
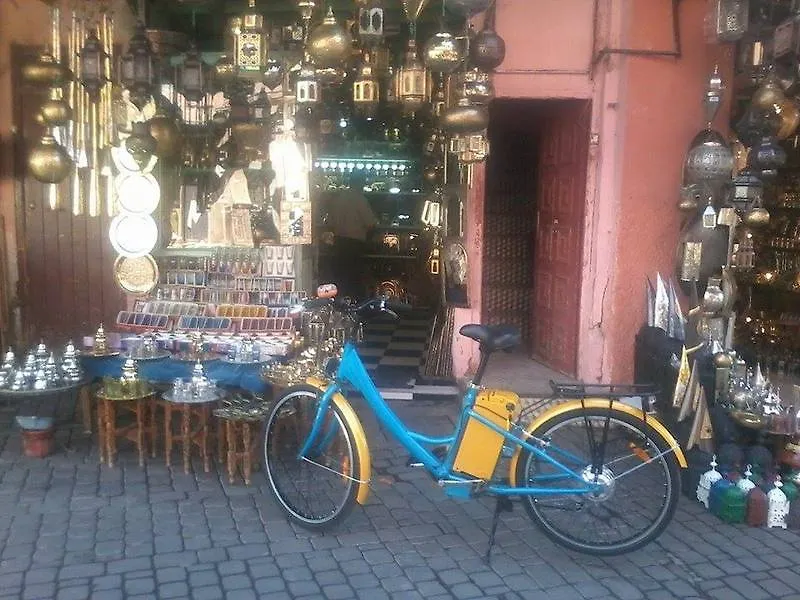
[608,0,734,379]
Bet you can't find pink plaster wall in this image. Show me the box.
[607,0,734,380]
[452,0,734,383]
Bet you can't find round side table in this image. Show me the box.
[160,390,223,475]
[95,388,156,468]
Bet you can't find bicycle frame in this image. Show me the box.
[299,342,602,497]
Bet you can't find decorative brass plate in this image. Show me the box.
[113,254,159,295]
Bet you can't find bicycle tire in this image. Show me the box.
[515,405,681,555]
[262,385,360,530]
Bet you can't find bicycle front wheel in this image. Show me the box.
[262,385,360,530]
[515,406,680,555]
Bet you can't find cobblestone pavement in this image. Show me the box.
[2,394,800,600]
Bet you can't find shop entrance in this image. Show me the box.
[482,99,590,379]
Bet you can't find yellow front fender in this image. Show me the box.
[306,377,372,505]
[509,399,687,486]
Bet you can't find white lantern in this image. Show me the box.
[768,476,789,529]
[737,464,756,494]
[696,455,722,508]
[353,53,380,117]
[397,40,429,113]
[296,57,319,105]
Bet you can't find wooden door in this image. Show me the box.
[531,100,591,375]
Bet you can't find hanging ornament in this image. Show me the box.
[703,65,724,127]
[684,129,734,186]
[148,107,183,161]
[28,130,73,184]
[470,3,505,71]
[39,87,73,127]
[748,135,786,180]
[751,74,786,110]
[120,23,155,110]
[358,0,385,46]
[79,28,109,101]
[21,51,71,87]
[457,68,494,105]
[307,7,350,69]
[424,30,465,74]
[124,121,158,171]
[738,465,756,493]
[229,0,269,79]
[450,133,490,164]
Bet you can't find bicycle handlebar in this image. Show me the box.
[301,291,412,320]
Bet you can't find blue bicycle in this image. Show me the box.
[262,297,686,556]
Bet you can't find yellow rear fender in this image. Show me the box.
[305,377,372,505]
[509,399,687,486]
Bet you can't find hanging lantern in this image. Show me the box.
[263,58,284,89]
[358,0,385,46]
[353,53,380,117]
[441,97,489,134]
[749,136,786,180]
[424,30,464,74]
[297,0,316,21]
[728,169,763,212]
[711,0,748,43]
[470,6,505,71]
[177,42,207,103]
[684,129,734,185]
[230,0,269,79]
[397,40,429,113]
[124,121,158,170]
[28,130,73,184]
[148,108,183,161]
[213,55,237,92]
[450,132,490,164]
[121,23,155,108]
[431,76,447,118]
[307,7,350,69]
[751,75,786,110]
[458,68,494,105]
[79,29,108,101]
[249,90,271,124]
[296,57,320,105]
[315,66,347,86]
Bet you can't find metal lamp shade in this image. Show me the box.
[307,8,350,69]
[684,129,734,185]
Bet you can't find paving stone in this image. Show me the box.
[56,584,91,600]
[221,574,252,591]
[316,569,348,586]
[123,577,155,595]
[288,579,322,596]
[192,585,224,600]
[88,591,124,600]
[157,581,190,598]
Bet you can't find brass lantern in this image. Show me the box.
[441,97,489,134]
[397,40,429,113]
[297,0,316,21]
[230,0,269,79]
[79,29,108,101]
[28,130,73,183]
[177,42,207,103]
[358,0,385,46]
[296,57,320,105]
[450,132,490,164]
[121,23,155,108]
[424,30,464,74]
[353,53,380,117]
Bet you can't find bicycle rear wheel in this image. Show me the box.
[262,385,360,529]
[515,406,680,555]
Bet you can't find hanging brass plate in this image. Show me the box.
[113,254,159,295]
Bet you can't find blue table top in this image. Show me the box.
[80,355,271,395]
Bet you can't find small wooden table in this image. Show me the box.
[95,389,156,468]
[160,391,223,475]
[215,410,263,485]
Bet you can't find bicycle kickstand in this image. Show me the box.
[485,496,513,563]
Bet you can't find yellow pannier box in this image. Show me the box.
[453,389,520,480]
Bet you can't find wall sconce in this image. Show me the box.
[79,29,108,101]
[121,23,155,109]
[177,42,207,103]
[353,52,380,117]
[397,40,429,113]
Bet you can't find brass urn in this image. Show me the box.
[28,131,73,183]
[307,8,350,69]
[440,97,489,134]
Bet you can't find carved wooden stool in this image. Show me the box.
[96,389,156,468]
[215,414,261,485]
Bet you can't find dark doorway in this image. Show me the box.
[482,99,590,378]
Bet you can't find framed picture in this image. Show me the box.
[443,237,469,307]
